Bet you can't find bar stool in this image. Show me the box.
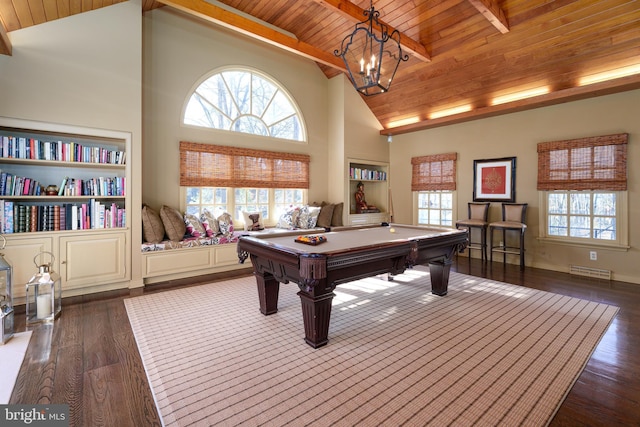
[455,202,490,261]
[489,203,528,270]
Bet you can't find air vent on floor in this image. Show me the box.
[569,265,612,280]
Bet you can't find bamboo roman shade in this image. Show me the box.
[411,153,457,191]
[537,133,628,191]
[180,142,310,188]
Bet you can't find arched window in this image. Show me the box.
[183,68,306,142]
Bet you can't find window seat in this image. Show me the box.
[141,227,326,283]
[141,233,242,252]
[141,226,326,253]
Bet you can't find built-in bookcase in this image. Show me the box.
[0,116,131,301]
[347,159,390,225]
[1,126,127,232]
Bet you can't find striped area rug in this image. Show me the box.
[125,267,618,426]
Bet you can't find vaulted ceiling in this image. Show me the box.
[1,0,639,135]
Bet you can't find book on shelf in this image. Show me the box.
[58,176,68,196]
[40,205,47,231]
[24,206,31,232]
[48,205,55,231]
[71,205,78,230]
[30,206,37,232]
[349,167,387,181]
[57,176,125,197]
[0,133,126,165]
[1,201,126,233]
[0,172,127,197]
[54,205,60,231]
[17,205,26,232]
[2,200,13,233]
[59,205,66,231]
[0,171,41,196]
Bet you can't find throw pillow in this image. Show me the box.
[276,207,300,229]
[160,205,186,242]
[217,212,235,236]
[316,203,334,228]
[141,205,165,243]
[242,211,265,231]
[297,205,321,229]
[201,208,220,237]
[184,213,206,237]
[331,202,344,226]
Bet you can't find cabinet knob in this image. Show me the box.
[61,261,66,264]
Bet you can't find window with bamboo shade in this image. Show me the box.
[411,153,457,191]
[537,133,627,191]
[180,141,310,189]
[411,153,457,227]
[180,142,310,226]
[537,133,629,247]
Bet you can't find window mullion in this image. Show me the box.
[268,112,295,129]
[564,191,570,236]
[590,194,595,238]
[195,90,231,122]
[269,189,275,224]
[222,75,241,120]
[261,89,278,122]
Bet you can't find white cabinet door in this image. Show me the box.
[2,236,54,300]
[59,232,126,290]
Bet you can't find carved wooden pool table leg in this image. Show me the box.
[428,259,452,296]
[255,272,280,315]
[297,290,335,348]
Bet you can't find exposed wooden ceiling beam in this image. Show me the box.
[157,0,347,72]
[313,0,431,62]
[0,19,11,56]
[467,0,509,34]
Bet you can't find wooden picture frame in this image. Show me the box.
[473,157,516,202]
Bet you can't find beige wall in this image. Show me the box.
[389,89,640,284]
[0,1,144,287]
[0,3,141,131]
[327,76,347,206]
[142,8,332,210]
[327,74,388,212]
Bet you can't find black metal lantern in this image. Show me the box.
[334,1,409,96]
[0,235,14,344]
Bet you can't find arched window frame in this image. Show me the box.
[182,66,307,143]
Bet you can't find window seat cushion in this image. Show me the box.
[141,232,244,252]
[141,226,326,252]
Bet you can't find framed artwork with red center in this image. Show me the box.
[473,157,516,202]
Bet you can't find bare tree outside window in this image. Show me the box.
[184,69,306,142]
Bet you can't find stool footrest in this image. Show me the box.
[491,247,524,256]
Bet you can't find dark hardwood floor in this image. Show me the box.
[9,259,640,426]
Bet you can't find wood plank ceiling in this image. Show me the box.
[1,0,639,134]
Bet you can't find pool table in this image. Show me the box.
[237,224,468,348]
